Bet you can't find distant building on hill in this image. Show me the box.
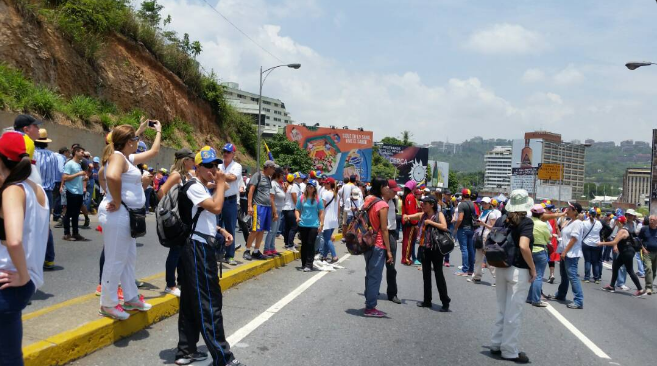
[221,82,293,135]
[621,168,651,206]
[484,146,512,191]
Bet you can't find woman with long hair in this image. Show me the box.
[295,179,324,272]
[401,180,419,265]
[0,132,49,365]
[403,195,451,312]
[320,178,339,262]
[264,167,286,257]
[600,214,645,296]
[489,189,536,363]
[156,148,196,297]
[99,120,161,320]
[361,178,393,317]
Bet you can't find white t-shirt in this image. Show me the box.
[322,190,339,230]
[186,179,217,244]
[289,183,302,207]
[282,183,295,211]
[339,183,354,209]
[480,209,501,239]
[270,180,286,212]
[558,219,583,258]
[581,219,602,247]
[220,160,242,198]
[387,198,397,231]
[300,182,306,193]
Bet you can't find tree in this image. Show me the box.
[372,146,397,179]
[448,171,459,193]
[265,134,313,173]
[190,41,202,58]
[401,130,414,146]
[583,183,597,199]
[138,0,164,28]
[380,136,404,146]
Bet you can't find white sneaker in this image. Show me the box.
[618,285,630,291]
[314,254,323,261]
[100,305,130,320]
[313,260,335,271]
[123,297,152,311]
[165,287,181,297]
[303,267,312,272]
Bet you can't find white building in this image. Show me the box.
[484,146,512,191]
[221,82,293,135]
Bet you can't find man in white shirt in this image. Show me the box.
[218,143,242,265]
[339,175,357,234]
[385,179,401,304]
[176,146,245,366]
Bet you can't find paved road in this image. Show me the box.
[28,214,246,312]
[69,239,657,366]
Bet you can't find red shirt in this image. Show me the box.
[403,193,419,225]
[365,195,389,249]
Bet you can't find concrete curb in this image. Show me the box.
[23,250,300,366]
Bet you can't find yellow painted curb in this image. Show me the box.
[23,250,300,366]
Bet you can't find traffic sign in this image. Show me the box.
[538,163,562,181]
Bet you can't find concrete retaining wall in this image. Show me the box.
[0,111,176,170]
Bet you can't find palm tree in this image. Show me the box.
[401,130,413,146]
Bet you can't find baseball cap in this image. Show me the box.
[443,189,452,195]
[148,167,154,172]
[299,173,308,179]
[404,180,417,191]
[481,197,491,204]
[35,128,52,143]
[625,209,638,217]
[195,146,223,165]
[325,177,336,185]
[618,216,627,224]
[307,179,318,187]
[461,188,471,196]
[223,143,236,153]
[0,131,34,162]
[264,160,276,168]
[13,114,42,131]
[531,204,546,214]
[93,156,100,163]
[175,148,195,160]
[137,141,147,153]
[160,168,168,174]
[286,173,295,183]
[588,207,597,216]
[423,187,430,193]
[388,179,401,192]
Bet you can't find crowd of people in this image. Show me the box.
[2,114,657,366]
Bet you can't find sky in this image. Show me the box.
[153,0,657,144]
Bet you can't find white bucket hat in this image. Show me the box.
[505,189,534,213]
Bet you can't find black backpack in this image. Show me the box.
[156,179,204,248]
[484,215,517,268]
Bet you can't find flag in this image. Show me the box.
[264,141,274,161]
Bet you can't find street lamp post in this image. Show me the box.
[256,63,301,168]
[625,61,656,70]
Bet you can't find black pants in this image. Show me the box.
[63,192,83,236]
[298,226,318,269]
[53,182,62,221]
[422,247,451,308]
[386,231,398,299]
[610,249,642,290]
[177,239,234,365]
[282,210,297,247]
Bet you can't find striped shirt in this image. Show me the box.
[33,147,58,191]
[54,153,66,183]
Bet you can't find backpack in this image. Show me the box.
[484,215,517,268]
[344,197,383,255]
[156,179,204,248]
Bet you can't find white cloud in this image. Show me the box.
[553,64,585,85]
[521,68,546,83]
[465,23,547,55]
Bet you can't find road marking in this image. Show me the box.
[603,262,612,270]
[544,304,610,359]
[226,254,351,346]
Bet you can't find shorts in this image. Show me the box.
[252,204,272,232]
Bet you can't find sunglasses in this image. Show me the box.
[200,162,217,169]
[130,136,140,141]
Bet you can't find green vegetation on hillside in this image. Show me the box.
[10,0,257,156]
[429,137,512,172]
[264,134,313,173]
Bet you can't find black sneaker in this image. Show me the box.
[251,251,271,260]
[174,352,208,365]
[82,217,90,228]
[243,250,252,261]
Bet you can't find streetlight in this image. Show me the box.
[625,61,656,70]
[257,63,301,167]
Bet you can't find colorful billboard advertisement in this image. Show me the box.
[379,144,429,185]
[285,125,373,181]
[428,160,449,188]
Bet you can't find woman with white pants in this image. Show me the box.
[469,197,499,283]
[489,189,536,364]
[99,120,161,320]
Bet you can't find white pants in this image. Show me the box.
[472,249,496,280]
[491,266,530,359]
[99,203,139,307]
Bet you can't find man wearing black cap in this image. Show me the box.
[13,114,42,141]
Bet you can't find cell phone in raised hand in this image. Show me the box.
[148,120,156,127]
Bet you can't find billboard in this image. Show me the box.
[511,138,543,194]
[428,160,449,188]
[285,125,373,182]
[511,167,538,193]
[379,144,429,184]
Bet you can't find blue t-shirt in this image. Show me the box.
[63,160,84,195]
[296,194,325,228]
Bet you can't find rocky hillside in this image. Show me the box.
[0,0,254,163]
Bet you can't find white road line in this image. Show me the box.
[603,262,612,270]
[226,254,352,346]
[544,304,611,359]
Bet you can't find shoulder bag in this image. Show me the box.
[122,202,147,238]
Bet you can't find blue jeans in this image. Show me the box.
[555,257,584,307]
[144,187,153,211]
[582,245,602,281]
[363,246,386,309]
[457,227,475,273]
[165,246,182,288]
[264,218,282,252]
[219,197,238,259]
[636,253,645,276]
[53,182,62,220]
[321,228,337,258]
[0,280,35,366]
[527,250,548,303]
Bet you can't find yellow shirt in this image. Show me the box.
[532,217,551,253]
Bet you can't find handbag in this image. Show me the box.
[122,202,147,238]
[428,227,455,255]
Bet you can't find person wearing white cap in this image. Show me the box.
[489,189,536,363]
[469,197,499,283]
